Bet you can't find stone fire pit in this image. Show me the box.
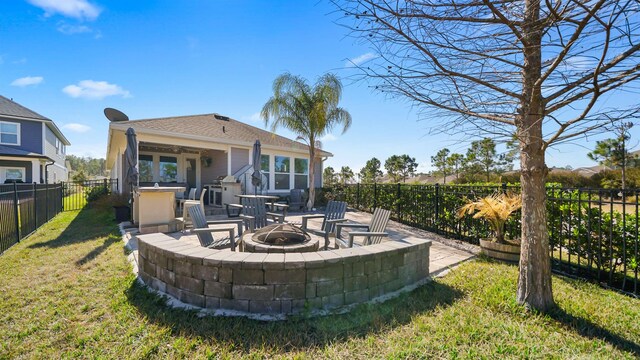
[242,223,320,253]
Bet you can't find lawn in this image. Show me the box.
[0,207,639,359]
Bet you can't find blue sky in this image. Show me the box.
[0,0,628,174]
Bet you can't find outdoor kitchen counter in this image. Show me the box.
[134,186,186,234]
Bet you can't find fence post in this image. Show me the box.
[396,183,401,220]
[502,182,507,194]
[356,183,360,210]
[373,182,378,209]
[435,183,440,233]
[45,182,49,221]
[13,182,20,241]
[33,182,38,227]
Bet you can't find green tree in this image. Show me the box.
[465,138,514,182]
[384,154,417,183]
[72,170,87,184]
[588,122,636,190]
[359,157,383,183]
[447,153,465,182]
[339,166,355,185]
[323,166,337,186]
[262,73,352,209]
[431,148,451,184]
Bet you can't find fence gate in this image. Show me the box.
[62,179,119,211]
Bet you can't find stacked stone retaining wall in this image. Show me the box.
[137,233,431,316]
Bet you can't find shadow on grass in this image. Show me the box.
[549,305,640,356]
[28,205,122,265]
[125,279,463,353]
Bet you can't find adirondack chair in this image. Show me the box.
[240,197,285,232]
[301,200,348,250]
[286,189,306,212]
[188,205,244,251]
[334,208,391,248]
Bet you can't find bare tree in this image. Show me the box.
[333,0,640,311]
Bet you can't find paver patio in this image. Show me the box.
[123,209,476,277]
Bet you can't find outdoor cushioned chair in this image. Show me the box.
[334,207,391,248]
[188,205,244,251]
[301,200,348,250]
[240,197,285,232]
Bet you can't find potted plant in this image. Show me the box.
[457,192,522,262]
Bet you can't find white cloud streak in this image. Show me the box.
[57,22,92,35]
[345,52,377,68]
[320,134,338,142]
[63,80,131,100]
[241,112,262,123]
[62,123,91,133]
[27,0,101,21]
[11,76,43,87]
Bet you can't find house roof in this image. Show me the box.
[0,95,71,146]
[0,95,51,121]
[110,113,333,157]
[0,145,51,160]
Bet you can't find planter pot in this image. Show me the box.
[113,205,131,223]
[479,239,520,263]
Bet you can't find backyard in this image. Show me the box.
[0,206,639,358]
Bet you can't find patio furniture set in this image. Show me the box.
[181,195,392,253]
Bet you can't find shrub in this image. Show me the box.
[85,185,110,203]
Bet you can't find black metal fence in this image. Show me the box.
[320,183,640,296]
[0,183,63,255]
[0,179,119,255]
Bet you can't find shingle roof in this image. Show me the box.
[0,95,51,121]
[114,113,332,156]
[0,145,51,159]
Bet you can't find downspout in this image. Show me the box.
[44,161,55,184]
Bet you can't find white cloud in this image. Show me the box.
[11,76,43,87]
[27,0,101,21]
[57,22,92,35]
[320,134,338,142]
[62,123,91,133]
[62,80,131,100]
[345,52,377,68]
[241,112,262,123]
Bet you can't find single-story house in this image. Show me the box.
[105,113,332,202]
[0,95,70,184]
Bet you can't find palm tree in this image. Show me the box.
[261,73,352,209]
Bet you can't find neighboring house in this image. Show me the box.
[0,96,70,184]
[105,113,332,196]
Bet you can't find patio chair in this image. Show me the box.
[286,189,306,212]
[334,207,391,248]
[240,196,285,232]
[188,205,244,251]
[301,200,348,250]
[178,188,197,212]
[184,188,207,209]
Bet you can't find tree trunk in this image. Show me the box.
[516,0,555,311]
[307,147,316,210]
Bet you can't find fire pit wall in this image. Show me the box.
[136,234,431,315]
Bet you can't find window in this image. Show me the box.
[139,154,154,182]
[158,156,177,182]
[0,122,19,145]
[274,156,290,190]
[294,158,308,189]
[1,167,25,183]
[261,154,270,187]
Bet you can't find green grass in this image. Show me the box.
[1,207,639,359]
